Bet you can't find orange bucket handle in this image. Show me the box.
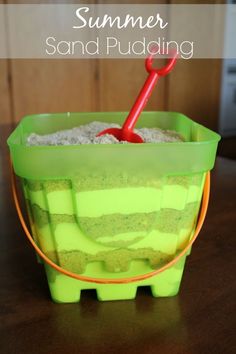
[10,161,210,285]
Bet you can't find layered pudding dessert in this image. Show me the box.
[24,122,205,275]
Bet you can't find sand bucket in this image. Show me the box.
[8,111,220,302]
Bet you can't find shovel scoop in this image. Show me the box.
[97,50,178,143]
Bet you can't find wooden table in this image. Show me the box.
[0,124,235,354]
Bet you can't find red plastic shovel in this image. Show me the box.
[97,50,178,143]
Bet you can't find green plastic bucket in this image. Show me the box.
[8,111,220,302]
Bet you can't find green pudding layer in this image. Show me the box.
[29,202,198,242]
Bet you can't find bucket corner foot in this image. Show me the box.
[48,277,82,303]
[96,285,137,301]
[151,282,181,298]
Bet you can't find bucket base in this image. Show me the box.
[44,256,187,303]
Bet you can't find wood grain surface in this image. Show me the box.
[167,59,222,131]
[0,1,12,124]
[0,0,223,129]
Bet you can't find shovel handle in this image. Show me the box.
[145,50,178,76]
[122,49,178,133]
